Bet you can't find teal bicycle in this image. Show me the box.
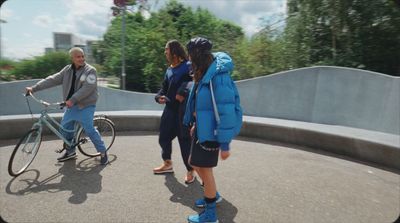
[8,92,116,177]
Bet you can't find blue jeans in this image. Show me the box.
[60,105,106,154]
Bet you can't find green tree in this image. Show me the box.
[0,58,17,80]
[11,51,70,80]
[279,0,400,75]
[99,0,245,92]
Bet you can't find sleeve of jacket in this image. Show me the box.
[178,72,193,95]
[70,67,97,104]
[177,81,192,97]
[31,66,66,92]
[155,76,168,103]
[213,74,241,150]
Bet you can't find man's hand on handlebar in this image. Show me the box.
[25,87,33,96]
[25,87,73,108]
[65,100,74,108]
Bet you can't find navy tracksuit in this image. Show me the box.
[155,61,193,171]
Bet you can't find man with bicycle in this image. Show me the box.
[25,47,108,165]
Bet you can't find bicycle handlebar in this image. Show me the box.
[25,92,66,108]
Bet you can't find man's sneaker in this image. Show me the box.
[57,152,77,162]
[100,152,108,165]
[188,201,218,223]
[153,160,174,174]
[195,192,222,208]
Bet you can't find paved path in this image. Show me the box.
[0,132,399,223]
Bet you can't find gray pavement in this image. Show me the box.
[0,132,399,223]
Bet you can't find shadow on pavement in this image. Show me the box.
[164,174,238,222]
[5,155,116,204]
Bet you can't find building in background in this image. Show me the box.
[53,32,86,52]
[85,40,99,64]
[48,32,96,63]
[45,47,54,54]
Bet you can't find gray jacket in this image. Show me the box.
[32,63,99,108]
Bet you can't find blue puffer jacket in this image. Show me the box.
[183,52,243,151]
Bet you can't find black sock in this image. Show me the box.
[204,196,217,204]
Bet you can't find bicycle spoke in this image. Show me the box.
[78,117,115,157]
[9,129,42,176]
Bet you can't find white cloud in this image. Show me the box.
[57,0,113,40]
[33,15,53,28]
[2,0,287,59]
[23,33,32,38]
[174,0,286,36]
[4,40,50,60]
[240,13,264,36]
[63,0,113,16]
[0,8,13,20]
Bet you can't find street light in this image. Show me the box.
[112,0,127,90]
[112,0,149,90]
[0,18,7,77]
[1,0,7,66]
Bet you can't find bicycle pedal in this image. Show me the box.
[79,138,88,144]
[55,148,65,153]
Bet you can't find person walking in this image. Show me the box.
[154,40,195,184]
[183,37,243,223]
[25,47,108,165]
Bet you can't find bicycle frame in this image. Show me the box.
[27,92,82,149]
[33,109,81,149]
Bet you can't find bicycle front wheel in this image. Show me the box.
[77,116,116,157]
[8,128,42,177]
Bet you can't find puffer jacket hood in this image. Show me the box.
[200,52,234,84]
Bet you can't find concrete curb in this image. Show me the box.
[1,111,399,171]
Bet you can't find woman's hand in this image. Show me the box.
[175,94,184,103]
[220,150,230,160]
[158,96,167,104]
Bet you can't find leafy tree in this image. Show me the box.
[279,0,400,76]
[99,0,245,92]
[0,58,17,80]
[11,51,70,79]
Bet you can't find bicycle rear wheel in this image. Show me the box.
[8,128,42,177]
[77,116,116,157]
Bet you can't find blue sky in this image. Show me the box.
[1,0,286,60]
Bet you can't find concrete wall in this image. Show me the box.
[236,66,400,135]
[1,66,399,134]
[0,79,163,116]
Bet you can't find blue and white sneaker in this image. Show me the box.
[188,202,218,223]
[194,192,222,208]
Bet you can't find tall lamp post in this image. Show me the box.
[0,19,5,65]
[0,0,8,77]
[112,0,127,90]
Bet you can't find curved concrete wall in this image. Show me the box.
[0,79,163,116]
[1,66,399,134]
[236,66,400,135]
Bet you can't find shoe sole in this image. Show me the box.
[58,154,77,162]
[153,169,174,174]
[195,196,223,208]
